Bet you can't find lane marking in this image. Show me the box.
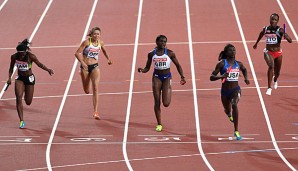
[0,0,53,99]
[185,0,213,170]
[45,1,99,171]
[211,134,260,137]
[218,137,255,141]
[0,0,8,11]
[138,134,186,137]
[231,1,296,170]
[277,0,298,41]
[122,0,143,170]
[1,39,296,50]
[16,147,298,171]
[1,85,298,101]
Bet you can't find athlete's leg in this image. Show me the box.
[15,80,25,121]
[221,95,232,118]
[24,85,34,105]
[80,68,91,94]
[90,67,100,114]
[264,52,274,89]
[161,78,172,107]
[273,55,283,82]
[152,76,162,125]
[230,89,241,132]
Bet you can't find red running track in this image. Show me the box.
[0,0,297,170]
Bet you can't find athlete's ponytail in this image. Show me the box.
[218,44,235,61]
[16,39,31,52]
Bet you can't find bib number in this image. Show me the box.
[29,75,35,83]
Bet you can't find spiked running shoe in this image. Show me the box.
[228,115,234,123]
[19,121,25,129]
[156,125,163,132]
[266,88,272,96]
[273,82,278,89]
[234,131,242,141]
[93,112,100,120]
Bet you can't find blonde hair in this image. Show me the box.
[88,27,101,37]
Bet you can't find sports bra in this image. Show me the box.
[83,38,101,60]
[152,48,171,70]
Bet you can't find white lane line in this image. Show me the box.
[0,0,8,11]
[231,1,296,171]
[1,39,296,50]
[277,0,298,41]
[1,85,298,101]
[45,1,99,171]
[185,0,214,170]
[16,146,298,171]
[0,0,53,99]
[122,0,143,170]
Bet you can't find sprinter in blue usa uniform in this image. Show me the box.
[138,35,186,132]
[210,44,250,140]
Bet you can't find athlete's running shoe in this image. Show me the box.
[19,121,25,129]
[228,115,234,123]
[93,112,100,120]
[234,131,242,141]
[266,88,272,96]
[156,125,163,132]
[273,82,278,89]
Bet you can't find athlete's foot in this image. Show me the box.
[228,115,234,123]
[273,82,278,89]
[19,120,25,129]
[266,88,272,96]
[156,125,163,132]
[93,112,100,120]
[234,131,242,141]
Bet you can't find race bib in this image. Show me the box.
[29,75,35,83]
[87,48,99,58]
[265,34,278,44]
[226,69,240,82]
[153,58,168,70]
[16,60,29,71]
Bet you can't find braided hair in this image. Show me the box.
[218,44,235,61]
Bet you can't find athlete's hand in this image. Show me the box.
[81,62,88,71]
[137,68,143,73]
[7,78,11,85]
[221,72,229,79]
[108,59,113,65]
[244,79,250,85]
[48,69,54,76]
[253,44,257,49]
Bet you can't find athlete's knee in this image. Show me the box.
[83,88,90,94]
[25,100,32,105]
[163,102,170,107]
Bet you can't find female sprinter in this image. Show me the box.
[7,39,54,129]
[138,35,186,132]
[253,13,292,95]
[210,44,250,140]
[75,27,112,119]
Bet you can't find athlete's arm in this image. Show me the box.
[238,61,250,85]
[30,53,54,76]
[210,61,226,81]
[253,28,265,49]
[138,52,153,73]
[100,40,112,65]
[169,50,186,85]
[75,40,88,70]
